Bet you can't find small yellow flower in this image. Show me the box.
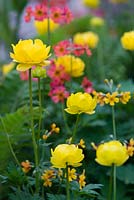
[119,92,131,104]
[95,140,129,166]
[127,138,134,157]
[41,169,55,187]
[51,123,60,134]
[65,92,97,115]
[10,39,51,71]
[83,0,100,8]
[21,160,32,173]
[66,168,77,182]
[55,55,85,77]
[121,31,134,51]
[50,144,84,168]
[34,19,59,35]
[73,31,99,48]
[104,92,119,106]
[79,170,86,189]
[78,139,86,148]
[90,17,105,27]
[2,62,15,76]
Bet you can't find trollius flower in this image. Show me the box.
[10,39,51,71]
[95,140,129,166]
[50,144,84,168]
[65,92,97,115]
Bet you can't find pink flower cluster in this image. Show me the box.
[24,3,73,24]
[81,76,94,93]
[47,62,70,103]
[53,40,92,57]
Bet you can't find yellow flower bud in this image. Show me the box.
[121,31,134,51]
[95,140,129,166]
[50,144,84,168]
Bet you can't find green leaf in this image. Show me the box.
[116,164,134,184]
[47,193,66,200]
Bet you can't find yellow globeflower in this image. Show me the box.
[83,0,100,8]
[95,140,129,166]
[34,19,59,35]
[10,39,51,71]
[73,32,99,48]
[121,31,134,51]
[55,55,85,77]
[90,17,105,27]
[50,144,84,168]
[65,92,97,115]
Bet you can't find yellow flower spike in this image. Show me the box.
[95,140,129,166]
[79,169,86,189]
[73,31,99,49]
[41,169,56,187]
[65,168,77,182]
[34,19,59,35]
[104,92,119,106]
[119,92,131,104]
[50,144,84,168]
[55,55,85,77]
[83,0,100,8]
[10,39,51,71]
[121,31,134,51]
[65,92,97,115]
[78,139,86,148]
[129,138,134,146]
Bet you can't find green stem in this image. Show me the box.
[71,114,80,143]
[0,116,20,166]
[66,165,70,200]
[37,78,42,141]
[29,69,39,193]
[112,106,116,140]
[108,166,113,200]
[113,164,116,200]
[61,103,71,136]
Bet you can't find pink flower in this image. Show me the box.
[53,40,71,56]
[62,7,73,24]
[49,86,69,103]
[50,7,63,24]
[24,6,33,22]
[33,4,48,21]
[81,77,94,93]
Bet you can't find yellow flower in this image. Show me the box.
[2,62,15,76]
[104,92,119,106]
[66,168,77,181]
[50,144,84,168]
[79,170,86,189]
[41,169,56,187]
[78,139,86,148]
[21,160,32,173]
[34,19,59,35]
[65,92,97,115]
[119,92,131,104]
[121,31,134,51]
[83,0,100,8]
[90,17,105,27]
[95,140,129,166]
[127,138,134,157]
[55,55,85,77]
[10,39,51,71]
[73,32,99,48]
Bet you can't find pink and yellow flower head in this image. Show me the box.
[50,144,84,168]
[34,19,59,35]
[65,92,97,115]
[83,0,100,8]
[95,140,129,166]
[121,31,134,51]
[54,55,85,77]
[73,32,99,49]
[10,39,51,71]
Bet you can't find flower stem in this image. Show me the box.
[37,78,42,141]
[108,166,113,200]
[112,106,116,140]
[113,164,116,200]
[0,116,20,166]
[71,114,80,143]
[66,165,70,200]
[29,69,39,193]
